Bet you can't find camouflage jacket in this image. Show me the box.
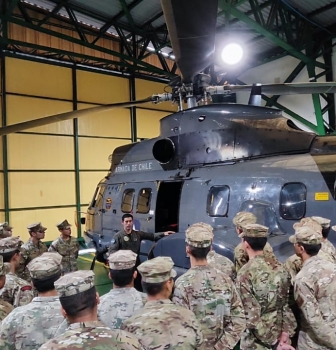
[98,287,146,329]
[234,242,275,272]
[236,254,297,350]
[207,250,236,280]
[284,254,303,285]
[17,238,48,281]
[121,299,203,349]
[0,272,33,307]
[48,236,79,274]
[0,299,13,324]
[294,255,336,349]
[320,239,336,263]
[39,320,146,349]
[0,296,66,350]
[173,265,245,350]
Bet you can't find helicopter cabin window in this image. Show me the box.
[121,189,135,213]
[280,183,306,220]
[136,188,152,214]
[89,185,105,209]
[207,186,230,217]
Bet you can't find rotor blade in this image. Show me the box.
[223,82,336,95]
[0,97,154,136]
[161,0,218,84]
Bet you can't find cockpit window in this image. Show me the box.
[136,188,152,214]
[121,189,135,213]
[207,186,230,217]
[280,183,306,220]
[89,185,105,209]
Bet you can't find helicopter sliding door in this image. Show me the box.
[86,183,106,234]
[155,181,183,232]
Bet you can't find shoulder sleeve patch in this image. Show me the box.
[21,285,32,292]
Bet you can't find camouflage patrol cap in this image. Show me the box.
[232,212,257,227]
[0,256,10,276]
[185,222,213,248]
[239,223,268,238]
[311,216,331,229]
[293,217,322,235]
[27,252,62,279]
[27,222,47,233]
[55,270,95,297]
[56,219,72,230]
[138,256,177,284]
[108,250,137,270]
[289,226,322,245]
[0,236,22,254]
[0,222,13,238]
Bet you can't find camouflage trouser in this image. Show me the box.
[297,331,330,350]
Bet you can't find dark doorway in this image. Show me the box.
[155,181,183,232]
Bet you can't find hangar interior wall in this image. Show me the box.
[0,56,175,242]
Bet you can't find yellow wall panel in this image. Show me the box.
[135,79,180,112]
[79,138,130,170]
[7,95,73,134]
[77,70,129,104]
[80,172,107,205]
[136,109,168,139]
[0,212,4,223]
[8,172,76,208]
[7,134,74,170]
[10,207,79,242]
[0,173,4,209]
[77,103,131,138]
[6,57,72,100]
[0,137,2,168]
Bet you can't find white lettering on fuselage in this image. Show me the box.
[115,162,153,173]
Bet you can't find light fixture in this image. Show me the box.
[221,43,244,65]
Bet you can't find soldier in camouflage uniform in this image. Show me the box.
[0,257,13,324]
[233,212,276,272]
[121,256,203,349]
[98,250,146,329]
[236,224,297,350]
[0,222,13,238]
[48,219,79,274]
[39,270,145,349]
[0,252,66,350]
[289,225,336,349]
[172,223,245,350]
[17,222,48,281]
[0,237,33,307]
[312,216,336,263]
[0,299,13,325]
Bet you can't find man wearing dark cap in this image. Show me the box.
[39,270,146,349]
[17,222,48,281]
[236,224,296,350]
[122,256,203,349]
[0,237,33,307]
[290,225,336,349]
[98,250,146,329]
[0,252,66,350]
[0,222,13,238]
[48,219,79,274]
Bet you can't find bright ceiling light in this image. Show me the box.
[221,43,243,65]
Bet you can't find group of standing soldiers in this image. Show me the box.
[0,212,335,349]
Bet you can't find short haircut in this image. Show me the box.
[1,250,20,263]
[110,267,135,287]
[122,214,133,222]
[32,271,62,293]
[322,226,330,239]
[187,245,211,260]
[142,279,172,296]
[299,243,321,256]
[243,237,267,251]
[60,286,97,318]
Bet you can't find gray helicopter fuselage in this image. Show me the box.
[83,104,336,274]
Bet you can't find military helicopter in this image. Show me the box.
[1,0,336,275]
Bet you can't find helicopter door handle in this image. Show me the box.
[147,217,152,221]
[98,209,106,213]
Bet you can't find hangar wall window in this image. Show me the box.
[207,186,230,217]
[136,188,152,214]
[121,189,135,213]
[280,183,306,220]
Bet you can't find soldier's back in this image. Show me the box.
[39,321,145,349]
[121,299,203,349]
[98,287,146,329]
[0,272,33,307]
[0,299,13,323]
[0,296,65,350]
[320,239,336,263]
[207,250,236,280]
